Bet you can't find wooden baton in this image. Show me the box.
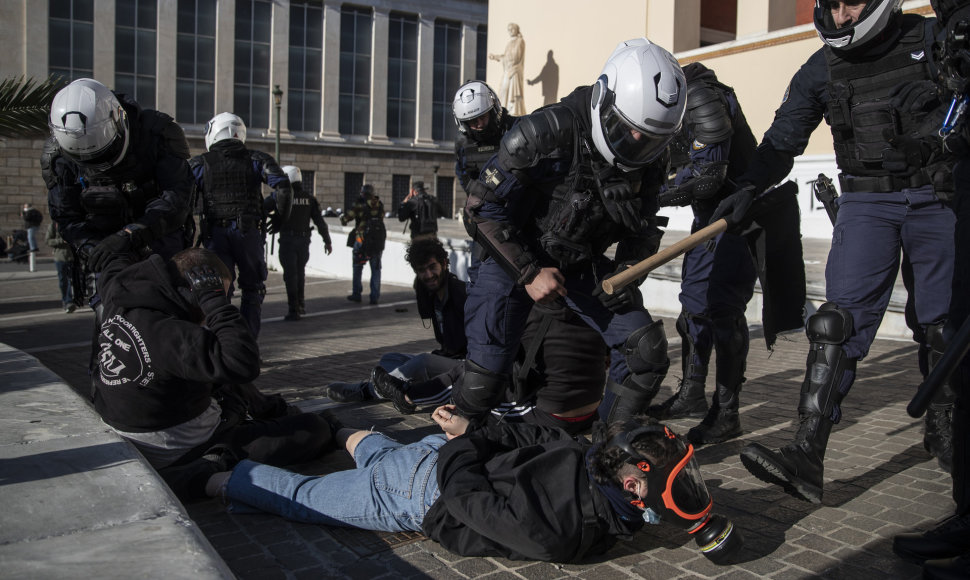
[601,218,729,295]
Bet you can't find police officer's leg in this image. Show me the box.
[741,197,903,502]
[648,311,711,419]
[454,258,531,419]
[562,267,669,423]
[297,236,310,314]
[901,196,956,471]
[688,231,757,445]
[236,226,268,337]
[278,237,300,319]
[203,225,239,298]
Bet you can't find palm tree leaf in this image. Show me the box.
[0,75,68,138]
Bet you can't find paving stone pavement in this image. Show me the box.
[0,238,951,580]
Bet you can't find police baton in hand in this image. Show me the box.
[908,317,970,418]
[601,219,728,295]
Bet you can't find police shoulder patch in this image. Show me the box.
[782,83,791,105]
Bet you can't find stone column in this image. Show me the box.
[93,0,115,85]
[646,0,700,54]
[266,0,292,139]
[319,1,342,141]
[156,0,177,116]
[461,22,477,86]
[368,8,391,144]
[414,16,435,147]
[736,0,797,39]
[214,0,235,114]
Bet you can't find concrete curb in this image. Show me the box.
[0,344,232,579]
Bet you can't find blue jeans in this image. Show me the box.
[351,246,382,302]
[26,226,38,251]
[54,260,73,305]
[225,432,444,532]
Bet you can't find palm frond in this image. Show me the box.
[0,75,68,138]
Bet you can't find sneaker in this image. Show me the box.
[284,311,300,321]
[369,298,379,305]
[64,303,77,314]
[326,381,374,403]
[371,366,416,414]
[347,294,362,303]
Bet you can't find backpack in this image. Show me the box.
[362,216,386,253]
[24,208,43,227]
[413,193,438,235]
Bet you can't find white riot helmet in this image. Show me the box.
[590,38,686,171]
[281,165,302,184]
[814,0,903,51]
[204,112,247,150]
[453,81,503,138]
[49,78,130,171]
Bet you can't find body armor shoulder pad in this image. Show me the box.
[140,110,191,160]
[499,106,575,171]
[685,81,733,144]
[41,137,63,190]
[188,154,205,172]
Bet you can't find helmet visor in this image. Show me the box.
[50,114,126,167]
[600,103,673,168]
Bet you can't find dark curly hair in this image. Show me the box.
[587,415,682,486]
[405,236,448,270]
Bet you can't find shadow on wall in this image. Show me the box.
[528,50,560,107]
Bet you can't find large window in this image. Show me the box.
[436,175,454,216]
[344,172,364,210]
[49,0,94,81]
[116,0,157,108]
[476,25,488,83]
[432,20,462,141]
[387,13,417,139]
[391,174,410,210]
[339,6,372,136]
[235,0,273,128]
[176,0,216,124]
[288,1,323,133]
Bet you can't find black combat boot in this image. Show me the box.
[925,403,954,473]
[371,366,416,414]
[688,381,741,446]
[648,378,708,420]
[893,513,970,564]
[740,412,833,504]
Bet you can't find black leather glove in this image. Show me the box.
[184,265,228,314]
[592,261,644,313]
[710,186,754,229]
[86,231,133,272]
[600,179,643,232]
[889,80,940,113]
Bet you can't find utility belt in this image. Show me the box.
[209,214,262,232]
[839,173,930,193]
[279,229,311,238]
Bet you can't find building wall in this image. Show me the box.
[0,0,486,241]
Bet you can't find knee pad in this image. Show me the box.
[453,360,510,419]
[925,321,947,369]
[622,320,670,374]
[676,311,711,380]
[806,302,853,345]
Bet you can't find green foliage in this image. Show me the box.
[0,75,67,138]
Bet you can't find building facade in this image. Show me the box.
[0,0,487,236]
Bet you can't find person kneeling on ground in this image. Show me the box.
[93,246,335,501]
[204,410,743,564]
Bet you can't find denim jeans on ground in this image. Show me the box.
[225,432,444,532]
[351,249,382,301]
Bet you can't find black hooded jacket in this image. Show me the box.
[92,253,260,432]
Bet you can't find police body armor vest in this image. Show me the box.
[200,149,263,220]
[281,182,312,236]
[824,14,946,184]
[458,115,515,182]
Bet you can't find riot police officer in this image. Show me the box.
[190,112,292,338]
[44,78,194,376]
[455,38,685,425]
[715,0,956,504]
[648,63,760,447]
[270,165,332,321]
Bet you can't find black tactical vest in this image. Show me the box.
[200,147,263,220]
[281,182,312,236]
[824,15,942,180]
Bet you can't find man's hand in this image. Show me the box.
[600,179,643,232]
[525,267,567,304]
[184,265,228,313]
[432,404,470,439]
[710,186,754,229]
[593,261,644,313]
[324,240,333,255]
[86,231,133,272]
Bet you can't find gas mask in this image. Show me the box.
[608,424,744,565]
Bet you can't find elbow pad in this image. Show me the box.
[685,82,734,144]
